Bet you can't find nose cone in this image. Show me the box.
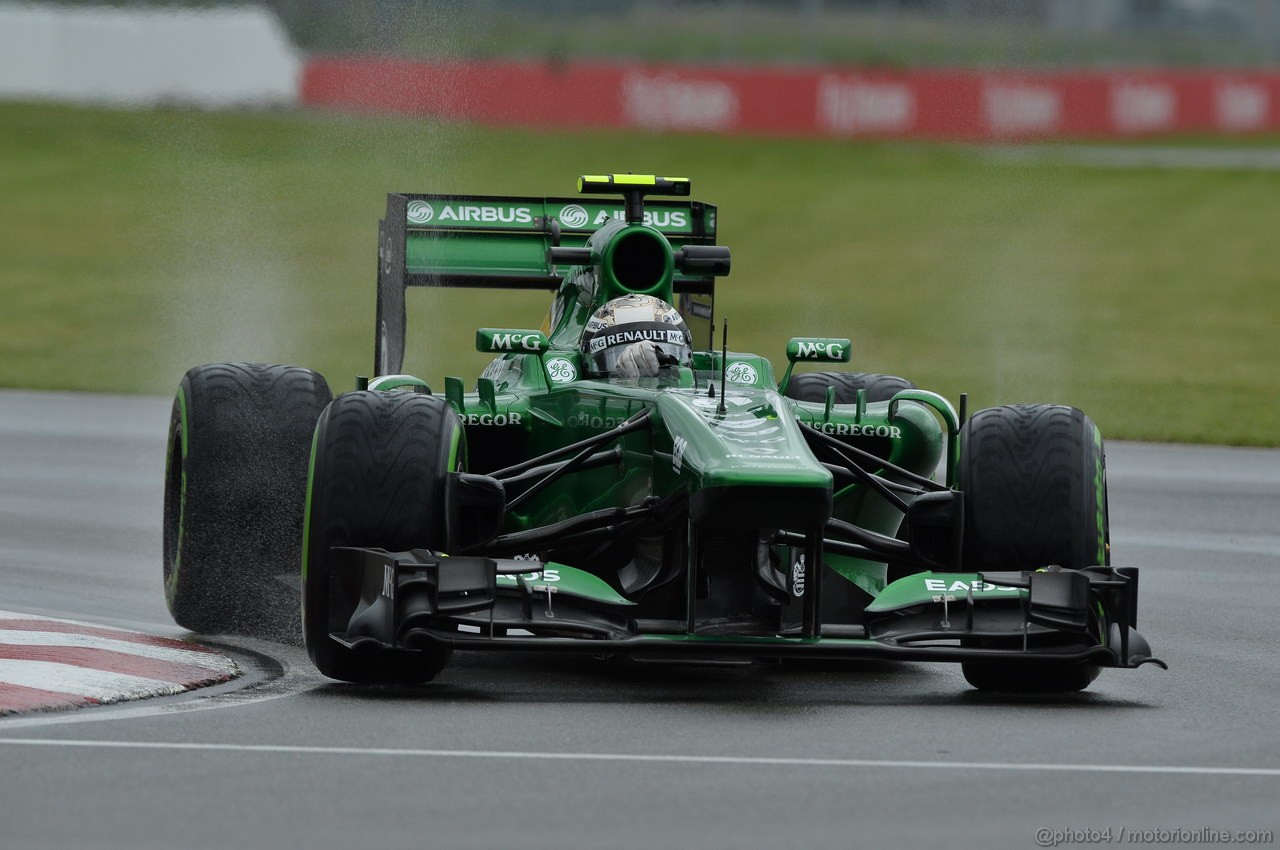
[656,389,833,531]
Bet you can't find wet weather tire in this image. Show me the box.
[957,404,1109,693]
[303,391,462,684]
[961,658,1100,694]
[163,363,332,638]
[959,404,1109,573]
[784,371,915,404]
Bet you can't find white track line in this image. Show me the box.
[0,739,1277,777]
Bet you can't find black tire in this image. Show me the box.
[303,391,462,684]
[163,363,332,639]
[960,404,1109,573]
[961,659,1100,693]
[784,371,915,404]
[957,404,1109,693]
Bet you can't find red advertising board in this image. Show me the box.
[302,57,1280,140]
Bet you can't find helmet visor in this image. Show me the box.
[585,321,691,375]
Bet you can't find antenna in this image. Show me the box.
[718,318,728,415]
[706,321,717,399]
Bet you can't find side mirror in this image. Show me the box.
[786,337,852,364]
[780,337,852,395]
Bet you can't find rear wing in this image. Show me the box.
[375,193,719,376]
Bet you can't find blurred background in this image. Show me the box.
[36,0,1280,67]
[1,0,1277,445]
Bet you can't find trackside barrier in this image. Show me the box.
[302,57,1280,140]
[0,4,299,107]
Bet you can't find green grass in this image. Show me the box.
[292,3,1275,69]
[2,101,1278,446]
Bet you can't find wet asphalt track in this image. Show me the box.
[0,389,1277,849]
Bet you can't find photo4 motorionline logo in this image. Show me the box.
[1035,826,1273,847]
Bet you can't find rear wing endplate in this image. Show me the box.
[375,193,718,376]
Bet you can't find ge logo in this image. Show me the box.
[406,200,434,224]
[546,358,577,383]
[726,362,758,385]
[559,205,590,228]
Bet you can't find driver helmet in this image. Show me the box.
[581,294,692,376]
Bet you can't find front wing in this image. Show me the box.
[326,548,1164,672]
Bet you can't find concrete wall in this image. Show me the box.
[0,3,299,107]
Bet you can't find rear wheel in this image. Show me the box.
[784,371,915,404]
[957,404,1109,693]
[303,391,461,684]
[163,362,331,639]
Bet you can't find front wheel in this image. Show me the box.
[163,362,331,639]
[960,404,1109,572]
[962,659,1101,693]
[303,391,462,684]
[958,404,1109,693]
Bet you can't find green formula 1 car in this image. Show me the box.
[162,174,1164,692]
